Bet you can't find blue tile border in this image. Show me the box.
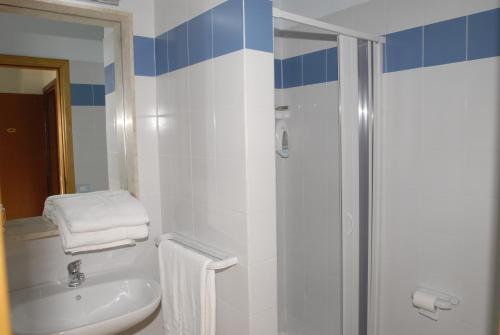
[152,0,273,77]
[384,7,500,73]
[168,23,189,72]
[468,8,500,60]
[245,0,273,53]
[303,49,327,86]
[71,84,93,106]
[133,5,500,78]
[92,85,106,106]
[424,17,466,67]
[155,32,169,75]
[133,36,156,77]
[274,59,283,89]
[282,56,302,88]
[71,84,106,107]
[188,11,213,66]
[384,27,423,73]
[327,47,338,82]
[213,0,244,58]
[276,47,339,89]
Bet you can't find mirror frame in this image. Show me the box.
[0,0,138,197]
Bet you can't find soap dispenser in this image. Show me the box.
[276,120,289,158]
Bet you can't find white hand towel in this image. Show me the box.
[44,190,149,233]
[63,239,137,254]
[159,240,215,335]
[51,210,148,253]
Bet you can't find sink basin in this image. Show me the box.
[10,276,161,335]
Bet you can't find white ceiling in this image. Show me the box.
[274,0,371,20]
[0,67,56,95]
[0,12,104,41]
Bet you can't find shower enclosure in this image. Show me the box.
[273,9,383,335]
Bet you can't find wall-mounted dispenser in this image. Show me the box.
[276,120,289,158]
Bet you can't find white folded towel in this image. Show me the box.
[51,209,148,253]
[44,190,149,233]
[159,240,216,335]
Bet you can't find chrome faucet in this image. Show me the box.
[67,260,85,288]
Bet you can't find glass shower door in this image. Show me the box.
[274,19,342,335]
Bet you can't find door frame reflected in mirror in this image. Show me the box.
[0,54,76,196]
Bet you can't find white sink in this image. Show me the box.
[10,276,161,335]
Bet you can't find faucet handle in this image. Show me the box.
[67,259,82,274]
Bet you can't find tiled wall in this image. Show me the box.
[323,1,500,334]
[274,35,341,335]
[152,0,276,334]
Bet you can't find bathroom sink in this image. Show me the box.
[10,276,161,335]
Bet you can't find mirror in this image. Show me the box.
[0,6,136,236]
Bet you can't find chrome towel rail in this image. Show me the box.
[155,233,238,270]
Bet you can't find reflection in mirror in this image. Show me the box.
[0,12,127,228]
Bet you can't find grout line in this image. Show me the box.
[421,26,425,68]
[465,15,469,61]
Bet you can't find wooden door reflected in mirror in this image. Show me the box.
[0,55,75,222]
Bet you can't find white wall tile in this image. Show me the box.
[135,76,157,117]
[249,307,278,335]
[249,259,278,316]
[69,60,105,84]
[189,61,216,158]
[216,300,250,335]
[213,52,245,111]
[191,157,217,206]
[215,158,246,213]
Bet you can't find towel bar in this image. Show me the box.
[155,233,238,270]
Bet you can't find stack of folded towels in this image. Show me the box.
[43,190,149,254]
